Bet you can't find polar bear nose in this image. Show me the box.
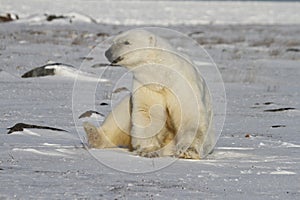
[112,56,123,65]
[105,48,113,62]
[105,47,124,65]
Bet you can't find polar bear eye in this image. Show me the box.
[124,41,130,45]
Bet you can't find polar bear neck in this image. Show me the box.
[120,48,200,93]
[130,53,199,94]
[125,48,183,68]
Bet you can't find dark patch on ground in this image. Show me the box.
[21,63,74,78]
[0,13,19,23]
[79,56,94,61]
[79,110,104,119]
[97,32,109,37]
[91,63,111,68]
[188,31,204,37]
[7,123,67,134]
[264,107,295,112]
[45,14,68,22]
[254,102,274,106]
[271,125,286,128]
[22,66,55,78]
[112,87,129,94]
[286,48,300,52]
[263,102,274,105]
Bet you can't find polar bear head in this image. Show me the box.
[105,29,175,68]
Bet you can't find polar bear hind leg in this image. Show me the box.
[83,96,132,149]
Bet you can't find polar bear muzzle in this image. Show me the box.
[105,48,124,65]
[111,56,124,65]
[104,48,113,62]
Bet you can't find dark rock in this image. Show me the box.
[0,13,19,23]
[79,110,104,119]
[21,63,74,78]
[264,107,295,112]
[286,48,300,52]
[7,123,67,134]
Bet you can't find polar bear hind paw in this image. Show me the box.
[83,122,102,148]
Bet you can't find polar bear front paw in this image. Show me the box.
[139,151,160,158]
[134,146,161,158]
[177,147,200,159]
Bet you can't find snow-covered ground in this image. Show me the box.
[1,0,300,199]
[1,0,300,25]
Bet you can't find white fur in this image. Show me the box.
[85,29,215,159]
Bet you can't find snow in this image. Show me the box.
[45,64,109,82]
[1,0,300,199]
[1,0,300,25]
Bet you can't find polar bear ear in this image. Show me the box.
[149,35,157,47]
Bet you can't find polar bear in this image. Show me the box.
[83,29,215,159]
